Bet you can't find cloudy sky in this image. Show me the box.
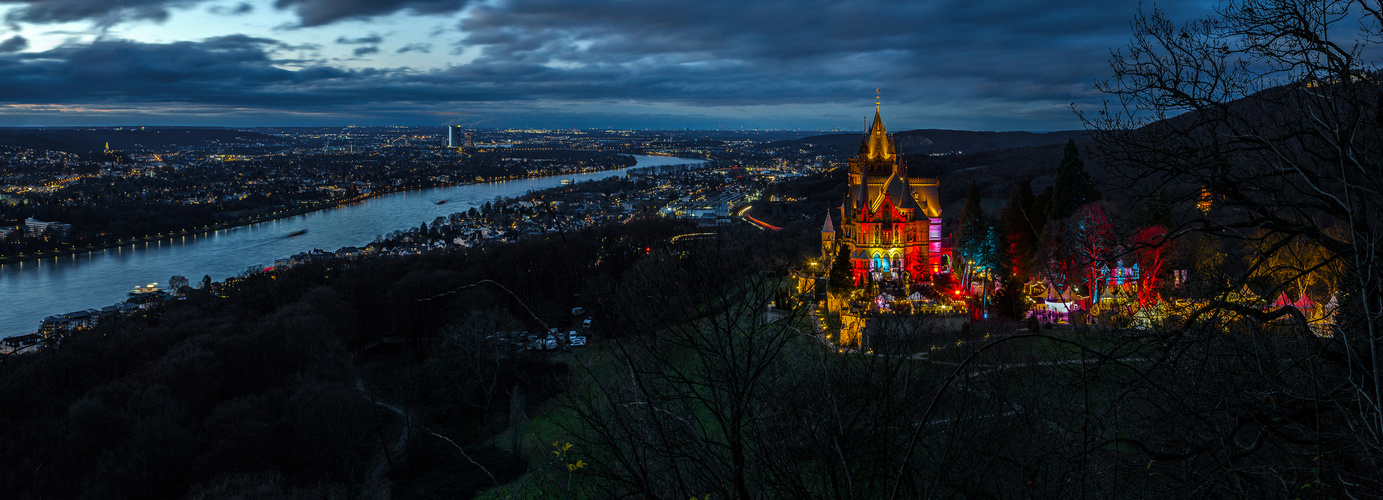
[0,0,1213,130]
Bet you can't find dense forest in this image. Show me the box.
[0,217,762,499]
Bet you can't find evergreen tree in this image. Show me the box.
[827,244,854,293]
[1047,140,1100,220]
[1000,180,1041,281]
[1131,188,1174,229]
[956,182,988,269]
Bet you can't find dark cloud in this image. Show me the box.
[335,34,382,45]
[0,35,26,53]
[454,0,1191,107]
[273,0,470,27]
[0,0,1219,129]
[1,0,469,27]
[0,0,193,25]
[209,2,254,15]
[0,35,353,107]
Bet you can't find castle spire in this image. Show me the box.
[866,94,891,160]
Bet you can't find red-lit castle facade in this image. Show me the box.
[822,105,951,286]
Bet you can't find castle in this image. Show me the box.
[822,103,950,286]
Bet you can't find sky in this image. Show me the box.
[0,0,1215,131]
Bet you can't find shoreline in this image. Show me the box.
[0,162,642,266]
[0,185,414,266]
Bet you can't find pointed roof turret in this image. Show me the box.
[866,107,894,161]
[821,211,836,234]
[856,93,896,160]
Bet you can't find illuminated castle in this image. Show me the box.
[823,102,949,286]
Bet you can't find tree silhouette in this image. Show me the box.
[1046,140,1100,221]
[827,243,854,292]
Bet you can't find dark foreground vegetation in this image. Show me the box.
[0,217,741,499]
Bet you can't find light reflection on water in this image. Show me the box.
[0,155,701,337]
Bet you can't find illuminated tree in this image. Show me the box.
[1130,225,1169,306]
[1245,227,1342,306]
[955,183,997,285]
[1040,203,1111,299]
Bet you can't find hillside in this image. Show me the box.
[790,128,1086,158]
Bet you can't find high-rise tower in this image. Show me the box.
[446,125,462,148]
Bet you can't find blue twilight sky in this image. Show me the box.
[0,0,1214,130]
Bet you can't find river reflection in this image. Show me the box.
[0,155,702,337]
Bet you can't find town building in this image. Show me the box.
[38,309,99,338]
[823,103,951,286]
[25,217,72,237]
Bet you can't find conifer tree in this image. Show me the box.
[827,244,854,292]
[956,182,988,269]
[1047,139,1100,221]
[1000,180,1041,281]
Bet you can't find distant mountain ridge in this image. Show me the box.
[0,127,281,155]
[792,128,1087,158]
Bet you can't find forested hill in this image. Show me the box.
[0,127,282,155]
[789,128,1087,158]
[780,128,1095,215]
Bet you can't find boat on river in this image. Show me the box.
[129,283,162,296]
[288,229,308,237]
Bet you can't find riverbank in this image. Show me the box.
[0,186,409,266]
[0,164,638,266]
[0,154,698,337]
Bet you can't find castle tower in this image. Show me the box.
[821,211,836,260]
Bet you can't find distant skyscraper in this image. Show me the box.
[446,125,461,148]
[464,132,474,149]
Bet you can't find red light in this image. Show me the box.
[645,246,651,253]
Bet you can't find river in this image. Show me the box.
[0,155,703,337]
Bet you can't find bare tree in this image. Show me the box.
[1082,0,1383,494]
[168,274,189,292]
